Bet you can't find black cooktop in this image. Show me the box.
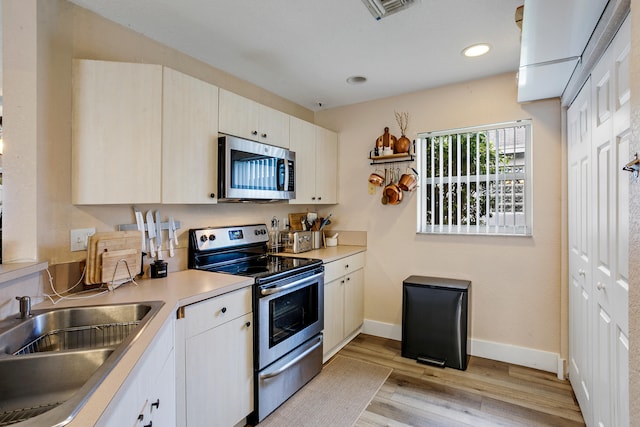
[203,254,322,284]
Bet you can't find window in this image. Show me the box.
[416,120,532,236]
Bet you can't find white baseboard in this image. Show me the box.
[362,319,565,378]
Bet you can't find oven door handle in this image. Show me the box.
[259,335,323,380]
[260,271,323,296]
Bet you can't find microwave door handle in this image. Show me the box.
[259,336,323,380]
[260,271,323,296]
[284,159,290,192]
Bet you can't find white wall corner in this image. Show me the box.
[363,319,565,378]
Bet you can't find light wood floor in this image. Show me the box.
[336,334,585,427]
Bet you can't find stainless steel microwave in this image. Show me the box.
[217,135,296,202]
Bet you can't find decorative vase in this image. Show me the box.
[395,134,411,154]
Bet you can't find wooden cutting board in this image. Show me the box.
[288,213,308,231]
[86,231,142,284]
[101,248,141,284]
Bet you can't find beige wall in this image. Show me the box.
[315,74,565,357]
[3,0,316,270]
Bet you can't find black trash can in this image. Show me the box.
[402,275,470,370]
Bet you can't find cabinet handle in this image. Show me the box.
[209,193,216,199]
[151,399,160,409]
[252,130,258,136]
[578,269,586,276]
[596,282,606,291]
[346,277,350,282]
[261,133,267,138]
[137,414,144,422]
[345,264,349,269]
[143,422,153,427]
[340,280,345,284]
[246,321,251,328]
[311,196,316,200]
[221,307,227,314]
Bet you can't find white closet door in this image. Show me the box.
[567,77,593,418]
[589,16,629,427]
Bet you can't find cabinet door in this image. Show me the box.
[314,126,338,204]
[259,105,290,148]
[162,67,219,203]
[72,59,162,204]
[289,117,317,204]
[343,268,364,336]
[185,313,253,427]
[323,277,344,355]
[149,348,176,427]
[218,89,260,141]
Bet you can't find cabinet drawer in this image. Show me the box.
[324,252,366,282]
[184,287,252,338]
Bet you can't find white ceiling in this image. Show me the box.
[66,0,524,111]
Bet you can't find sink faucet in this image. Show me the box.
[15,296,32,319]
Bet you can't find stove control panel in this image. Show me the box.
[192,224,269,251]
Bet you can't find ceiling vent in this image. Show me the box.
[361,0,417,20]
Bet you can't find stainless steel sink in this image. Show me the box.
[0,301,164,426]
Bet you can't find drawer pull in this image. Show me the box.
[151,399,160,409]
[221,307,227,314]
[246,321,251,328]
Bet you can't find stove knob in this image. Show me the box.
[200,234,208,243]
[208,234,216,241]
[254,230,260,236]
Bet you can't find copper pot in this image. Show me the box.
[368,171,385,186]
[383,169,403,204]
[384,184,403,204]
[398,168,417,191]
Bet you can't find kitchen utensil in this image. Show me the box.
[168,216,176,257]
[319,213,333,230]
[384,168,403,205]
[368,170,385,186]
[134,207,145,253]
[155,211,162,256]
[398,167,418,191]
[288,213,307,231]
[146,211,156,259]
[381,169,389,204]
[85,231,142,285]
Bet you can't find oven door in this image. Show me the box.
[257,268,324,369]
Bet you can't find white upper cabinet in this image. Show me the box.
[289,117,338,204]
[72,59,163,204]
[72,60,220,204]
[218,88,290,148]
[162,67,219,204]
[517,0,608,102]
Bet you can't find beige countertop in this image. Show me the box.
[33,269,254,426]
[276,245,366,263]
[35,244,366,425]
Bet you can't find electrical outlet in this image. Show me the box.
[70,228,96,252]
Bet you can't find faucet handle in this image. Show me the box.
[15,296,32,319]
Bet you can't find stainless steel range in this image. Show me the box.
[188,224,324,423]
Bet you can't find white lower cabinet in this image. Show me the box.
[96,317,175,427]
[176,286,253,427]
[322,252,365,361]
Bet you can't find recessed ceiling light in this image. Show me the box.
[346,75,367,85]
[462,43,491,57]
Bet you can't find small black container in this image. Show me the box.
[150,260,168,278]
